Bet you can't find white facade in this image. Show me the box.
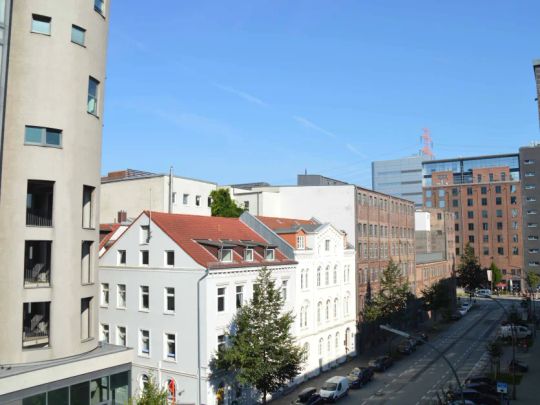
[101,174,217,223]
[415,211,431,231]
[99,212,295,405]
[290,224,357,378]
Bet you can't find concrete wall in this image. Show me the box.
[0,0,110,363]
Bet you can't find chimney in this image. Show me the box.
[117,210,127,223]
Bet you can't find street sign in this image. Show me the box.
[496,381,508,394]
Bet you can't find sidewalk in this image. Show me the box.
[513,316,540,403]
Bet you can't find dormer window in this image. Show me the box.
[296,236,305,250]
[265,248,275,261]
[220,248,232,263]
[244,248,254,262]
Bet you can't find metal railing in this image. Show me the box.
[22,325,49,347]
[26,212,52,227]
[24,264,50,285]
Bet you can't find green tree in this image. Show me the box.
[129,375,168,405]
[422,280,451,322]
[209,267,304,404]
[456,244,487,298]
[489,262,503,287]
[525,271,540,291]
[210,189,244,217]
[486,340,503,378]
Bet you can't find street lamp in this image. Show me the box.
[379,324,465,404]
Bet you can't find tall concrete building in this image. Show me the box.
[422,154,524,290]
[534,60,540,125]
[372,155,427,208]
[0,1,131,403]
[520,144,540,277]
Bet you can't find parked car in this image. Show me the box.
[368,356,393,372]
[347,367,374,389]
[293,393,324,405]
[464,376,495,387]
[449,389,499,405]
[465,382,498,396]
[294,387,318,404]
[475,289,492,298]
[499,325,532,339]
[319,376,349,402]
[397,339,415,355]
[508,359,529,373]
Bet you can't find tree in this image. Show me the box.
[486,340,503,378]
[210,189,244,217]
[456,244,487,298]
[422,280,452,322]
[209,267,305,404]
[525,271,540,291]
[489,262,503,287]
[129,374,168,405]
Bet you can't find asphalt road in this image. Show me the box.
[273,298,512,405]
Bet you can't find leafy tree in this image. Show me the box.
[129,374,168,405]
[489,262,503,287]
[209,267,304,404]
[422,280,451,322]
[486,340,503,378]
[456,244,487,298]
[210,189,244,217]
[525,271,540,291]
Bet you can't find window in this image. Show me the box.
[165,251,174,266]
[281,280,288,301]
[452,199,459,207]
[496,210,503,218]
[468,235,475,243]
[495,197,502,205]
[513,221,519,230]
[140,286,149,310]
[140,250,149,266]
[483,247,489,256]
[217,287,226,312]
[325,300,330,321]
[481,198,487,206]
[468,223,474,231]
[426,190,432,197]
[117,326,126,346]
[512,234,519,243]
[325,266,330,285]
[501,172,506,181]
[455,223,459,231]
[483,235,489,243]
[81,241,93,284]
[195,195,201,206]
[477,174,482,183]
[140,225,150,244]
[482,223,488,231]
[236,285,244,308]
[31,14,51,35]
[482,210,488,218]
[117,250,126,265]
[100,324,109,343]
[467,187,473,196]
[439,189,445,197]
[94,0,105,15]
[489,173,494,182]
[162,288,175,314]
[317,267,321,286]
[100,283,109,306]
[165,333,176,360]
[467,211,474,219]
[511,208,519,218]
[325,239,330,251]
[139,330,150,356]
[497,222,503,230]
[511,184,517,193]
[334,298,338,318]
[498,247,504,255]
[497,235,504,243]
[244,248,253,261]
[117,284,126,309]
[296,235,305,249]
[467,198,473,207]
[220,248,232,262]
[495,185,502,193]
[172,192,177,203]
[481,186,487,194]
[265,248,275,261]
[82,185,95,228]
[24,126,61,147]
[87,77,99,115]
[71,25,86,46]
[81,297,92,340]
[452,188,458,196]
[439,200,445,208]
[317,302,322,324]
[511,196,517,205]
[512,247,519,255]
[183,194,189,204]
[217,334,226,351]
[243,200,250,210]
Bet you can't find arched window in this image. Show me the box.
[344,293,350,316]
[139,374,149,393]
[303,342,309,362]
[333,265,338,284]
[335,332,340,350]
[318,338,323,356]
[325,300,330,321]
[325,266,330,285]
[327,335,332,353]
[334,298,339,319]
[305,269,309,288]
[305,305,309,327]
[317,302,322,324]
[299,306,304,327]
[300,271,304,289]
[317,267,321,287]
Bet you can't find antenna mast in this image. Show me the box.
[420,128,434,158]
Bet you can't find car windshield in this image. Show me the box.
[321,382,338,391]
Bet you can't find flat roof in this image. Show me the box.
[422,153,518,165]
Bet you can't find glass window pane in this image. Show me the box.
[48,387,69,405]
[45,129,61,146]
[22,393,46,405]
[90,377,109,405]
[25,126,43,144]
[31,16,51,35]
[71,381,90,405]
[111,372,129,405]
[71,26,85,45]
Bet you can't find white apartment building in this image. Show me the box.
[100,169,217,223]
[242,213,357,377]
[99,211,296,405]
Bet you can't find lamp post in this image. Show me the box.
[379,325,465,404]
[486,297,517,400]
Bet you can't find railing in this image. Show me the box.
[22,325,49,347]
[24,264,50,286]
[26,212,52,227]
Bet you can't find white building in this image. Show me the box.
[100,169,217,223]
[242,213,357,377]
[99,211,296,405]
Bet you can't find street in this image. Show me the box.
[273,299,511,405]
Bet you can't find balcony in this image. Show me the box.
[24,241,51,287]
[26,180,54,227]
[22,302,50,348]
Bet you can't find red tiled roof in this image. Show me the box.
[148,211,296,269]
[256,216,317,231]
[99,223,122,250]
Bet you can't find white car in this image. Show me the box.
[499,325,532,339]
[459,302,472,315]
[475,289,492,297]
[319,376,349,402]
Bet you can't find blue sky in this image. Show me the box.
[102,0,540,187]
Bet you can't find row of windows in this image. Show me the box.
[455,210,520,223]
[217,281,288,312]
[422,265,447,280]
[456,233,519,244]
[300,265,352,289]
[357,192,414,214]
[358,263,411,284]
[299,295,352,328]
[358,242,413,259]
[172,192,209,207]
[456,221,519,232]
[357,223,413,239]
[100,284,176,313]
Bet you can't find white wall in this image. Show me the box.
[415,211,431,231]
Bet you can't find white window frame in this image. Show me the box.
[140,250,149,266]
[117,284,126,309]
[117,326,127,347]
[296,235,305,249]
[217,287,226,312]
[281,280,288,301]
[165,250,175,267]
[265,248,275,261]
[325,239,330,251]
[31,14,51,35]
[164,287,175,313]
[100,283,109,307]
[139,285,149,311]
[244,248,254,261]
[164,332,177,361]
[140,225,150,244]
[139,329,150,357]
[100,323,109,343]
[117,250,126,265]
[220,248,233,263]
[236,285,244,308]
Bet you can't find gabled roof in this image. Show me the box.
[99,223,129,254]
[147,211,295,269]
[256,216,320,234]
